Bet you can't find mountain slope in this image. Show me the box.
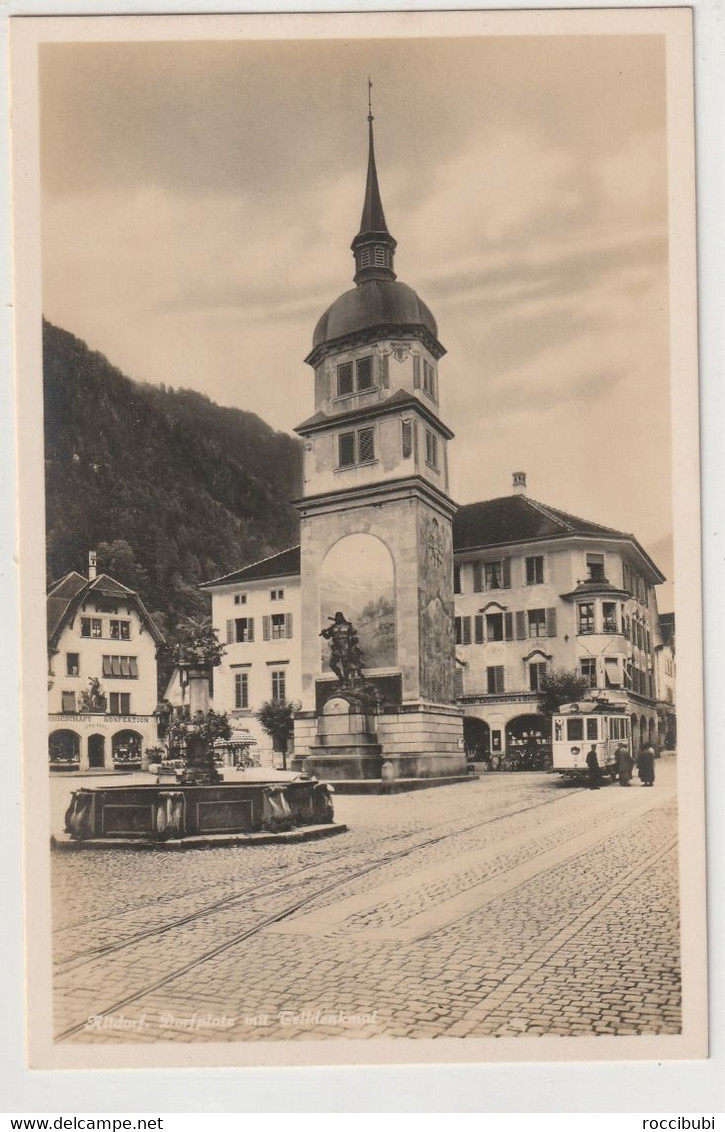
[43,319,302,632]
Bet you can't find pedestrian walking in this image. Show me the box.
[637,745,656,786]
[617,742,634,786]
[585,743,601,790]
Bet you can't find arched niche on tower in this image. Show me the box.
[319,533,397,671]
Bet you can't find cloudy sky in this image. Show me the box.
[40,31,673,604]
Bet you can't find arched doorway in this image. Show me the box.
[648,718,656,747]
[631,714,639,753]
[49,729,80,768]
[463,716,490,763]
[639,718,647,751]
[505,714,552,770]
[88,733,106,769]
[112,729,143,768]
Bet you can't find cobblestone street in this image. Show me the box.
[51,758,680,1045]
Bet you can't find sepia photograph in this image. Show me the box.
[9,8,705,1073]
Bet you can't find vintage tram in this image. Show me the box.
[552,694,631,781]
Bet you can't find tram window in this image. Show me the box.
[586,718,599,740]
[554,720,563,741]
[567,718,584,741]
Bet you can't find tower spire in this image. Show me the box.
[351,81,397,284]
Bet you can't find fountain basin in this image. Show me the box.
[56,778,346,850]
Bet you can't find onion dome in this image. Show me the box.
[307,99,442,365]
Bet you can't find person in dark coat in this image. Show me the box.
[617,742,634,786]
[637,745,656,786]
[585,744,601,790]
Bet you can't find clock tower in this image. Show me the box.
[293,106,466,784]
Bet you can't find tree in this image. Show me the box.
[256,699,301,771]
[538,668,591,718]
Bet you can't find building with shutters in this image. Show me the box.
[452,474,669,766]
[47,555,164,772]
[199,546,301,764]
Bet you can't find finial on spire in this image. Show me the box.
[351,84,397,284]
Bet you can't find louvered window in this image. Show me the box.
[337,362,354,396]
[356,356,373,390]
[358,427,375,463]
[374,245,386,266]
[339,432,356,467]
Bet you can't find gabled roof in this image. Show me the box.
[199,496,665,592]
[453,495,665,582]
[47,571,165,648]
[200,546,302,589]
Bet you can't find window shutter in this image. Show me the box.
[473,562,483,593]
[285,613,293,639]
[339,431,355,467]
[358,427,375,463]
[503,558,511,588]
[226,619,234,644]
[504,612,514,641]
[515,611,527,640]
[462,617,472,646]
[356,355,373,390]
[474,615,484,645]
[546,608,557,637]
[381,353,390,389]
[263,615,271,641]
[496,667,505,694]
[413,355,421,389]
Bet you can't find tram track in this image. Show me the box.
[55,788,572,970]
[53,786,584,1040]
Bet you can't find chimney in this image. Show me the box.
[88,550,97,580]
[512,471,527,495]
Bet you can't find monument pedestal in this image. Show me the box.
[294,693,470,791]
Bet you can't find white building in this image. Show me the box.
[47,563,164,771]
[204,477,675,768]
[200,547,301,765]
[452,475,670,764]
